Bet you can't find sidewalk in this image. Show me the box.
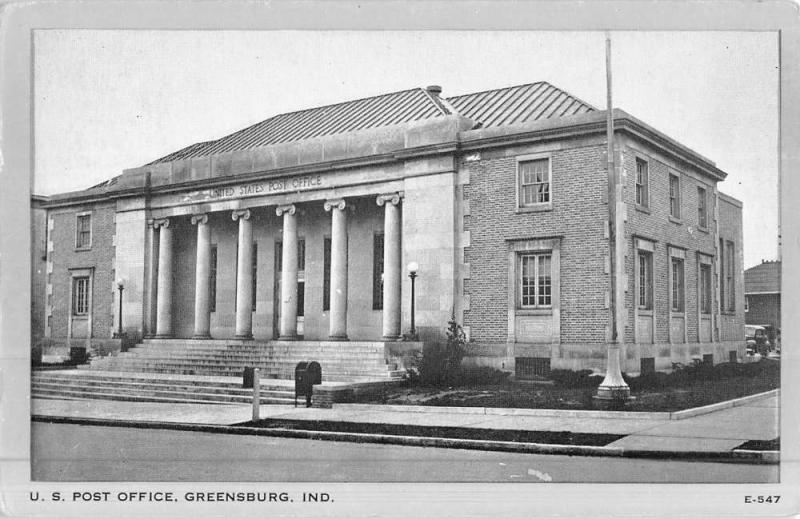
[31,390,779,463]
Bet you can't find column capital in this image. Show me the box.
[231,209,251,221]
[153,218,170,229]
[147,218,155,228]
[376,193,402,207]
[324,198,347,212]
[276,204,296,216]
[191,213,209,225]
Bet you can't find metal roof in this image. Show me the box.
[144,82,595,165]
[745,261,781,294]
[447,81,596,128]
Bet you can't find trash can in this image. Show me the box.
[242,367,256,388]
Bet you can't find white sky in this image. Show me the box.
[33,30,779,268]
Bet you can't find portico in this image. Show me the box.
[142,189,411,342]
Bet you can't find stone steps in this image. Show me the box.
[31,371,296,405]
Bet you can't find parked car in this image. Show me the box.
[745,325,771,356]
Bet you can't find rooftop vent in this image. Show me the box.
[426,85,443,96]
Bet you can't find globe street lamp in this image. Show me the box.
[114,278,125,338]
[407,262,419,339]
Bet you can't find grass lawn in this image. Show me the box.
[373,359,779,413]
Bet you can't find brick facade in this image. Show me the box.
[48,203,116,342]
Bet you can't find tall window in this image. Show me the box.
[700,263,712,314]
[72,277,89,315]
[635,158,649,208]
[519,158,550,207]
[697,186,708,228]
[671,257,685,312]
[323,238,332,312]
[251,243,258,311]
[669,174,681,218]
[519,253,552,308]
[725,240,735,312]
[638,251,653,310]
[297,239,306,271]
[209,245,217,312]
[76,214,92,249]
[372,233,384,310]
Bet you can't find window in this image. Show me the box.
[209,245,217,312]
[638,251,653,310]
[725,240,735,312]
[519,253,552,308]
[671,257,685,312]
[76,213,92,249]
[700,263,712,314]
[297,281,305,317]
[72,277,89,315]
[297,239,306,271]
[323,237,332,311]
[518,158,551,207]
[372,233,384,310]
[669,174,681,218]
[251,243,258,311]
[744,296,750,313]
[635,158,649,208]
[697,186,708,228]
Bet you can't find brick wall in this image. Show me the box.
[49,203,116,339]
[718,194,746,343]
[621,138,719,346]
[31,205,48,343]
[462,141,611,346]
[745,293,780,330]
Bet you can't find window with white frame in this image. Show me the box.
[72,276,90,316]
[638,249,653,310]
[518,252,552,308]
[669,173,681,218]
[700,263,712,314]
[518,158,551,208]
[671,256,685,312]
[697,186,708,228]
[635,158,649,208]
[76,213,92,249]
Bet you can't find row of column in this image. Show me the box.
[147,193,403,341]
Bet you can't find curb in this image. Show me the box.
[333,388,779,422]
[32,414,778,464]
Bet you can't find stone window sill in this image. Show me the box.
[516,203,553,214]
[669,216,683,225]
[696,226,709,234]
[516,308,553,316]
[635,205,651,215]
[638,308,654,316]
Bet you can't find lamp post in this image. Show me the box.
[407,262,419,339]
[114,278,125,338]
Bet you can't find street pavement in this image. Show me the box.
[31,422,779,482]
[31,390,779,461]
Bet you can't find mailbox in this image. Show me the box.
[242,367,256,388]
[295,361,322,407]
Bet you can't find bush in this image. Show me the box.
[457,366,511,386]
[549,369,602,388]
[418,310,469,387]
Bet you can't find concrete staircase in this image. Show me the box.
[31,370,296,405]
[80,339,406,382]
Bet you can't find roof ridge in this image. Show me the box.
[260,87,428,122]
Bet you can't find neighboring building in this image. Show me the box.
[31,81,746,377]
[745,260,781,338]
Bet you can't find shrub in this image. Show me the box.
[456,366,511,386]
[549,369,601,388]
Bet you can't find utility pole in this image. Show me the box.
[596,33,631,404]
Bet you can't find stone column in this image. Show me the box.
[276,204,298,339]
[325,198,348,340]
[192,214,212,338]
[232,209,253,339]
[144,219,158,338]
[154,218,173,338]
[377,193,402,340]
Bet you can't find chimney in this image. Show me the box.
[426,85,443,97]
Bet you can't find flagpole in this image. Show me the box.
[596,32,630,404]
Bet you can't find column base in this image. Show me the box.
[328,335,349,341]
[154,334,173,339]
[278,335,299,341]
[192,333,212,339]
[235,334,254,340]
[382,335,403,341]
